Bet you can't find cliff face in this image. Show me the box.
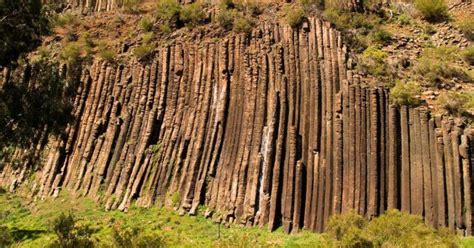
[1,14,473,235]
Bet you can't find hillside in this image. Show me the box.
[0,0,474,246]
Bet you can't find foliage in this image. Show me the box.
[0,0,49,66]
[324,209,459,247]
[414,0,449,23]
[121,0,143,14]
[138,15,154,32]
[415,46,472,86]
[462,47,474,66]
[180,2,207,28]
[53,13,78,28]
[437,91,474,116]
[155,0,181,26]
[61,42,82,65]
[48,213,95,248]
[142,32,154,44]
[98,49,116,63]
[233,15,255,34]
[397,14,412,26]
[458,19,474,41]
[0,58,76,149]
[284,5,306,29]
[133,44,154,60]
[325,210,371,247]
[359,46,391,77]
[368,28,392,45]
[0,226,13,248]
[112,225,166,248]
[366,210,459,247]
[389,81,422,106]
[216,9,235,31]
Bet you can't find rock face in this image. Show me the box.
[1,17,473,235]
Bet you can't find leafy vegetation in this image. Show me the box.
[0,57,76,150]
[458,18,474,41]
[0,0,49,66]
[284,5,306,28]
[415,46,472,86]
[233,15,255,34]
[216,9,235,31]
[359,46,393,78]
[48,213,95,248]
[138,15,154,32]
[133,44,155,60]
[463,47,474,66]
[325,209,459,247]
[437,91,474,116]
[414,0,449,23]
[179,2,207,28]
[121,0,143,14]
[389,81,422,106]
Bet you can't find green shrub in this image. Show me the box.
[284,6,305,29]
[233,16,254,34]
[0,226,13,248]
[121,0,143,14]
[397,13,412,26]
[139,16,154,32]
[360,46,390,76]
[53,13,78,27]
[369,28,392,45]
[325,210,371,247]
[112,226,166,248]
[324,210,459,247]
[61,42,81,65]
[390,81,422,106]
[159,24,172,33]
[180,3,207,27]
[458,19,474,41]
[142,32,154,44]
[155,0,181,23]
[366,209,459,247]
[216,9,235,31]
[462,47,474,66]
[98,49,116,63]
[437,91,474,116]
[48,213,95,248]
[415,46,472,85]
[133,44,154,60]
[414,0,449,23]
[245,1,263,16]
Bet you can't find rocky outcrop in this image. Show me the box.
[1,16,473,235]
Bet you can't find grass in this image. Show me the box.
[0,191,323,247]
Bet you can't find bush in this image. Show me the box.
[53,13,78,27]
[359,46,390,76]
[397,14,412,26]
[463,47,474,66]
[390,81,422,106]
[133,44,154,60]
[414,0,449,23]
[437,91,474,116]
[325,210,371,247]
[284,6,306,29]
[98,49,116,63]
[216,9,234,31]
[369,28,392,45]
[48,213,95,248]
[142,32,154,44]
[458,19,474,41]
[415,46,472,85]
[366,210,459,247]
[139,16,154,32]
[0,226,13,248]
[121,0,143,14]
[61,42,81,65]
[233,16,255,34]
[180,3,207,27]
[155,0,181,23]
[324,210,459,247]
[112,226,166,248]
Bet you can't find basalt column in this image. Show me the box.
[0,16,473,235]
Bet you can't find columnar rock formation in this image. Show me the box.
[1,17,473,235]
